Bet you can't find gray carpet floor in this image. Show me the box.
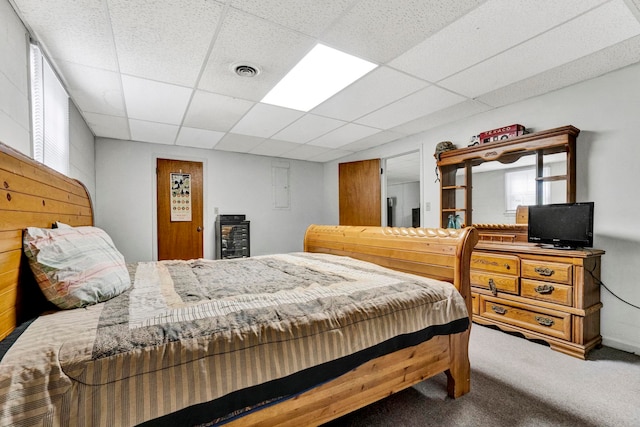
[324,324,640,427]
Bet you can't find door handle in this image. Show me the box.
[197,226,203,232]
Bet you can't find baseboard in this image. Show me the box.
[602,337,640,355]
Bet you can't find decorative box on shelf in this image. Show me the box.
[478,124,526,144]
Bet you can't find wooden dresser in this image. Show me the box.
[470,242,604,359]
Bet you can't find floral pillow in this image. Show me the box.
[23,225,131,309]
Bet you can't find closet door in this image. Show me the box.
[157,158,204,260]
[339,159,381,226]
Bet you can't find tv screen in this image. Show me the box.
[527,202,594,249]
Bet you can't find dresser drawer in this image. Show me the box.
[471,271,519,295]
[521,260,573,284]
[521,279,573,306]
[471,252,519,275]
[479,296,571,340]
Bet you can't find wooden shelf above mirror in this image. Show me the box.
[435,125,579,229]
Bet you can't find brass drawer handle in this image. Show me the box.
[534,267,555,277]
[491,305,507,315]
[535,316,555,327]
[488,278,498,296]
[534,284,555,294]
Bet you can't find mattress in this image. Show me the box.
[0,253,469,426]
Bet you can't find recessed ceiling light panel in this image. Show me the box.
[261,44,377,112]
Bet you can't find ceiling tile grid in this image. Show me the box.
[14,0,119,71]
[9,0,640,162]
[272,114,346,143]
[213,133,265,153]
[198,7,316,101]
[175,127,225,149]
[355,85,466,129]
[182,90,255,132]
[477,34,640,108]
[229,0,357,38]
[129,119,179,145]
[82,112,130,140]
[121,75,193,125]
[230,103,304,138]
[310,66,429,122]
[56,60,126,117]
[107,0,225,87]
[438,0,640,98]
[308,122,381,148]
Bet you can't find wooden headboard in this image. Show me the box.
[0,141,93,340]
[304,225,478,316]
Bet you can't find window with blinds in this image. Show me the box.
[29,43,69,174]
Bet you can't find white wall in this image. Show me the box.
[95,138,328,262]
[324,62,640,354]
[0,0,96,198]
[0,0,30,154]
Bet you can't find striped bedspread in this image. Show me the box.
[0,253,469,426]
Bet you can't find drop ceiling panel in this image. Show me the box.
[356,86,466,129]
[230,103,304,138]
[249,139,302,157]
[439,0,640,98]
[478,35,640,108]
[183,91,255,132]
[272,114,345,143]
[322,0,486,63]
[309,123,380,148]
[129,119,179,145]
[308,149,354,162]
[121,75,193,125]
[213,133,265,153]
[229,0,355,37]
[311,66,428,122]
[199,8,315,101]
[281,143,332,160]
[13,0,118,71]
[390,99,491,135]
[57,61,125,117]
[176,127,225,149]
[389,0,609,82]
[83,113,130,140]
[108,0,223,86]
[339,130,406,152]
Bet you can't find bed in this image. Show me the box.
[0,140,478,426]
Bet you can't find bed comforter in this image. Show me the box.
[0,253,469,426]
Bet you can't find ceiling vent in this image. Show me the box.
[232,63,260,77]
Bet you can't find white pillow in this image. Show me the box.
[23,225,131,309]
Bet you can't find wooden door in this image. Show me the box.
[339,159,381,226]
[157,159,204,260]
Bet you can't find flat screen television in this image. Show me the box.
[527,202,594,249]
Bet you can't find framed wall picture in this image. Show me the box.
[170,172,191,221]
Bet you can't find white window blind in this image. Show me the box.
[30,43,69,174]
[504,167,550,212]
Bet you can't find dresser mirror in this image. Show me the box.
[436,126,578,231]
[455,152,568,225]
